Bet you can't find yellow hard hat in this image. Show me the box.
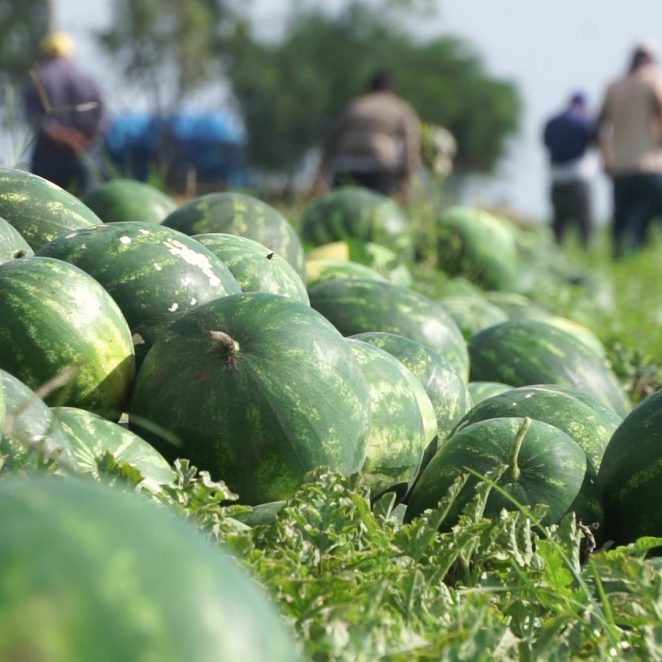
[41,31,75,58]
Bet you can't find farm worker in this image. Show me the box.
[313,70,421,201]
[542,92,597,249]
[597,40,662,258]
[23,31,107,196]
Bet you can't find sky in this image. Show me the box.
[27,0,662,220]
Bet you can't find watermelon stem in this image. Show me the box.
[208,330,240,367]
[506,417,531,482]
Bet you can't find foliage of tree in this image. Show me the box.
[97,0,248,111]
[228,1,521,177]
[0,0,50,83]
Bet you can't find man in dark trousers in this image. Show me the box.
[597,41,662,258]
[313,70,421,201]
[23,31,107,195]
[542,92,597,248]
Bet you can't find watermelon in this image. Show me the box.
[0,476,300,661]
[130,293,370,505]
[405,417,587,528]
[301,187,413,257]
[37,223,240,360]
[484,291,550,320]
[0,216,33,263]
[52,406,174,490]
[1,369,73,469]
[306,258,388,287]
[599,389,662,544]
[195,233,309,304]
[468,381,512,404]
[0,257,135,420]
[306,239,413,286]
[308,278,469,380]
[439,294,509,340]
[468,319,631,417]
[455,384,621,474]
[0,167,100,249]
[349,331,472,444]
[162,191,305,278]
[348,339,436,493]
[435,207,519,290]
[83,178,178,224]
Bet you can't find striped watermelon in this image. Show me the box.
[405,417,587,528]
[439,294,509,340]
[306,259,388,287]
[306,239,413,286]
[162,191,305,278]
[83,178,178,224]
[0,476,300,661]
[130,293,370,505]
[301,187,413,257]
[468,319,630,417]
[0,257,135,420]
[467,381,512,404]
[599,389,662,544]
[348,339,436,493]
[455,384,621,474]
[37,223,240,360]
[195,233,309,304]
[435,207,519,290]
[0,168,100,249]
[1,369,73,470]
[52,406,174,490]
[0,217,33,264]
[349,331,471,445]
[308,278,469,380]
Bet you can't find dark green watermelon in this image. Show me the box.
[0,216,33,263]
[455,384,621,474]
[405,417,587,528]
[1,369,73,470]
[195,233,309,304]
[0,257,135,420]
[37,223,240,360]
[52,406,174,489]
[130,293,370,505]
[468,319,630,417]
[467,381,512,404]
[301,187,413,257]
[83,178,178,224]
[349,331,472,444]
[435,207,519,290]
[162,191,305,278]
[348,339,435,492]
[599,389,662,544]
[0,476,300,661]
[308,278,469,380]
[306,258,388,287]
[306,238,412,286]
[0,168,100,249]
[439,294,509,340]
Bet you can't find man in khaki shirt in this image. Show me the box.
[314,70,421,201]
[597,42,662,257]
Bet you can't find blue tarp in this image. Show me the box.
[104,111,249,187]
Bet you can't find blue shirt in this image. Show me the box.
[543,109,595,166]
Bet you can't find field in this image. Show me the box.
[2,174,662,660]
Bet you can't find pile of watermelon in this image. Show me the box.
[1,168,662,656]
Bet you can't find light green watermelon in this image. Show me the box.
[0,475,301,661]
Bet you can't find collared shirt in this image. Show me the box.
[599,63,662,174]
[320,90,421,176]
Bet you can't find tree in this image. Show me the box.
[228,1,521,178]
[97,0,248,111]
[0,0,50,83]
